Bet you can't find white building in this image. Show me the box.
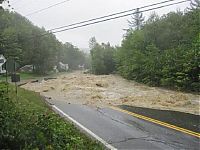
[0,55,6,74]
[58,62,69,71]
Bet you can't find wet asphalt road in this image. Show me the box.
[48,100,199,150]
[120,105,200,133]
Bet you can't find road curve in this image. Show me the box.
[48,99,199,150]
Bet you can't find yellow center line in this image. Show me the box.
[110,106,200,138]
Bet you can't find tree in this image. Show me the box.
[189,0,200,10]
[0,0,11,9]
[89,37,97,49]
[90,43,105,75]
[61,42,86,70]
[0,0,5,5]
[101,42,116,74]
[116,9,200,91]
[0,9,87,74]
[90,40,116,75]
[128,8,145,30]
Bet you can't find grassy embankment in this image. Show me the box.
[0,72,41,82]
[0,82,103,149]
[0,72,54,81]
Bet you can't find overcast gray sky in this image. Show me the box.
[5,0,190,49]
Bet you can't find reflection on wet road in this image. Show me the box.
[49,100,199,150]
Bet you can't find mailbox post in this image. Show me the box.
[11,73,20,82]
[11,60,20,96]
[11,73,20,95]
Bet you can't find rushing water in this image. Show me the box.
[22,71,200,115]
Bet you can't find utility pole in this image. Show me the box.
[136,8,140,30]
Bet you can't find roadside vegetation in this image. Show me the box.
[0,82,103,149]
[90,6,200,92]
[0,71,67,82]
[0,1,199,92]
[0,0,199,148]
[0,9,89,74]
[0,72,45,81]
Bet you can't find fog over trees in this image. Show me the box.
[0,0,199,91]
[90,6,200,92]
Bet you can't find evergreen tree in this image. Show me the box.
[128,8,145,30]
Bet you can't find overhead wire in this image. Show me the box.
[51,0,190,33]
[25,0,70,16]
[14,0,39,10]
[48,0,184,32]
[27,0,189,39]
[11,0,23,5]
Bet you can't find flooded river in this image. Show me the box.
[22,71,200,115]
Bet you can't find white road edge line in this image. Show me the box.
[52,105,117,150]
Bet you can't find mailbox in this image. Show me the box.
[11,74,20,82]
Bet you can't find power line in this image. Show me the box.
[14,0,39,10]
[28,0,189,39]
[11,0,23,5]
[51,0,189,34]
[49,0,182,32]
[25,0,70,17]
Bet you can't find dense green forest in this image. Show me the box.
[1,0,199,149]
[0,0,199,92]
[0,2,102,149]
[90,37,116,75]
[0,9,87,74]
[90,7,200,92]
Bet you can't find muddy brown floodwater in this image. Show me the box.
[22,71,200,115]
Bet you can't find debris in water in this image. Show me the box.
[21,71,200,115]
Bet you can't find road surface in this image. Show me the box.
[48,99,199,150]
